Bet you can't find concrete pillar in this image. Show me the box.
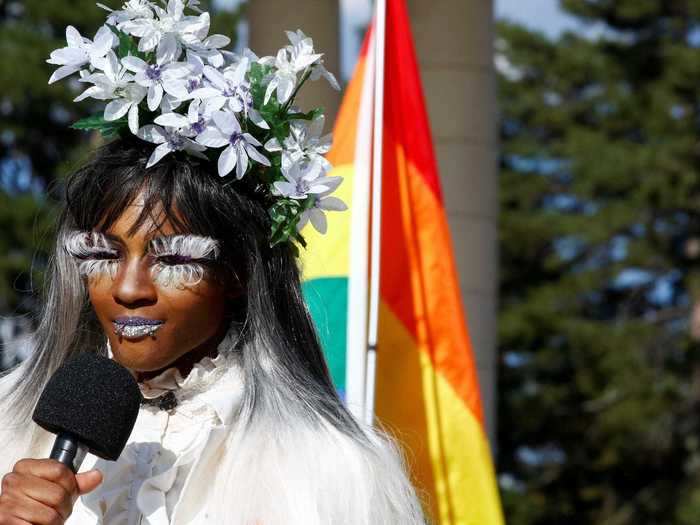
[247,1,342,126]
[407,0,499,444]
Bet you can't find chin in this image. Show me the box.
[110,341,172,373]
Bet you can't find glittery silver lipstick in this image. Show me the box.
[113,318,164,339]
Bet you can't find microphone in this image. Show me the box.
[32,352,141,473]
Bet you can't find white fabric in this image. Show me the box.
[67,347,244,525]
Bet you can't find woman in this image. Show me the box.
[0,135,427,524]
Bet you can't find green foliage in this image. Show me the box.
[497,1,700,523]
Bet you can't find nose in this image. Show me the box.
[111,255,158,307]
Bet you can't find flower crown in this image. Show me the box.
[47,0,347,253]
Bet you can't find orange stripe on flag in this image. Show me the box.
[327,28,373,168]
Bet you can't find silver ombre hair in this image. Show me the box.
[0,137,429,524]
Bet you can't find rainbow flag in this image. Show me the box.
[301,0,504,522]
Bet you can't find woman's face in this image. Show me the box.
[84,191,234,379]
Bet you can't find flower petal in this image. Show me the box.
[276,75,295,104]
[236,146,248,179]
[147,84,164,111]
[245,144,271,166]
[248,108,269,130]
[147,143,173,168]
[137,28,160,52]
[309,208,328,234]
[48,64,82,84]
[195,127,228,148]
[264,78,278,105]
[189,87,221,99]
[273,181,297,197]
[49,47,87,66]
[264,138,281,152]
[65,26,84,48]
[137,125,167,144]
[217,145,237,177]
[121,55,148,73]
[128,104,140,135]
[73,85,103,102]
[202,65,227,90]
[154,112,189,128]
[318,196,348,211]
[296,210,310,232]
[157,32,179,64]
[212,110,239,135]
[242,132,262,147]
[203,34,230,49]
[104,98,131,121]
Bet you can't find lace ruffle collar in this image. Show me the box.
[137,349,233,401]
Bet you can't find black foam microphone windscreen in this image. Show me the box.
[32,352,141,470]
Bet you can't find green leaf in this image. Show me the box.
[69,113,128,138]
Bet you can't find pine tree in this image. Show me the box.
[498,1,700,523]
[0,1,245,357]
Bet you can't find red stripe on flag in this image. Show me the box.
[383,0,443,203]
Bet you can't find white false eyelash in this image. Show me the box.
[77,259,119,280]
[64,230,118,259]
[149,234,220,260]
[64,230,119,279]
[150,262,206,288]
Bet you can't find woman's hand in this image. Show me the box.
[0,459,102,524]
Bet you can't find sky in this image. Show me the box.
[495,0,581,38]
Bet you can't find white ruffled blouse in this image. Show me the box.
[66,349,244,525]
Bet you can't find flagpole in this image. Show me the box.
[364,0,387,427]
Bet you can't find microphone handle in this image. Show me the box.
[49,432,88,474]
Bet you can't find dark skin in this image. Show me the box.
[0,191,241,523]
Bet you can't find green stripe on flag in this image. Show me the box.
[302,277,348,394]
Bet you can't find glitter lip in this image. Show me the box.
[113,321,163,339]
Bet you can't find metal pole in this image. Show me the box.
[364,0,387,427]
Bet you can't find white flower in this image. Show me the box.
[185,33,231,68]
[260,36,323,105]
[190,61,270,129]
[97,0,155,25]
[265,114,332,171]
[191,61,250,113]
[273,159,342,200]
[74,51,132,102]
[157,51,205,102]
[155,98,211,137]
[137,124,208,168]
[73,50,147,134]
[195,110,270,178]
[121,55,191,111]
[118,0,210,64]
[285,30,340,91]
[47,25,118,84]
[309,58,340,91]
[297,193,348,234]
